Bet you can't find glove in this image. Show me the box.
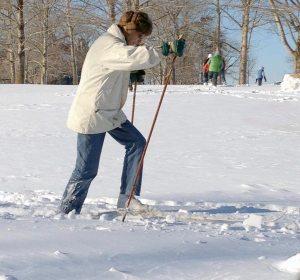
[162,38,186,57]
[130,70,145,84]
[169,38,186,57]
[161,41,170,56]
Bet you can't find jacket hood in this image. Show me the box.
[107,24,126,43]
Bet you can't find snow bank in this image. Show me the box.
[281,74,300,91]
[243,214,262,230]
[277,253,300,274]
[1,84,300,280]
[0,275,18,280]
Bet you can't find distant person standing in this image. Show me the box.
[208,51,223,86]
[203,53,212,85]
[219,56,226,85]
[256,66,267,86]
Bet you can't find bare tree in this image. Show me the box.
[215,0,221,52]
[40,2,50,84]
[0,1,16,82]
[0,0,257,85]
[54,0,113,85]
[143,0,213,85]
[8,6,15,83]
[222,0,264,84]
[107,0,116,25]
[66,0,79,84]
[15,0,25,83]
[27,0,58,84]
[124,0,132,11]
[0,0,35,84]
[239,0,251,84]
[124,0,139,11]
[269,0,300,74]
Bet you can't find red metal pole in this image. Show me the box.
[122,55,177,222]
[131,81,137,124]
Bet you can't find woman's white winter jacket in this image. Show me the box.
[67,24,161,134]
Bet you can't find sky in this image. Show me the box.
[223,15,294,85]
[250,30,292,84]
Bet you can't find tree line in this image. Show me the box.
[0,0,299,85]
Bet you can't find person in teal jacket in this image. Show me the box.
[255,66,267,86]
[208,51,223,86]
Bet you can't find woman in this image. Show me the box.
[59,11,161,215]
[203,53,211,85]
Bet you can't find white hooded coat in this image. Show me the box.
[67,24,161,134]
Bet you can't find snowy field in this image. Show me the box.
[0,83,300,279]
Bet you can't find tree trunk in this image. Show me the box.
[269,0,300,75]
[239,0,251,85]
[295,32,300,74]
[295,53,300,74]
[124,0,139,11]
[171,61,176,84]
[41,45,48,84]
[124,0,132,11]
[66,0,78,85]
[107,0,116,26]
[8,5,15,83]
[41,6,49,84]
[133,0,139,11]
[159,62,163,84]
[215,0,221,52]
[15,0,25,84]
[68,25,78,85]
[9,50,15,83]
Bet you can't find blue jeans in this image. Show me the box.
[256,78,263,86]
[203,72,209,83]
[220,69,226,83]
[59,120,146,214]
[208,71,219,86]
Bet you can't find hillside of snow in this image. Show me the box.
[0,83,300,280]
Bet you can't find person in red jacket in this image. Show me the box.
[203,53,211,85]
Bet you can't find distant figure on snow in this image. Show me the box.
[256,66,267,86]
[219,56,226,85]
[203,53,212,85]
[208,51,223,86]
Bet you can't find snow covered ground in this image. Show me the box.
[0,83,300,280]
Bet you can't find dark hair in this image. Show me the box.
[118,11,153,36]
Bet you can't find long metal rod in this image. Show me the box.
[122,55,177,222]
[131,81,137,124]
